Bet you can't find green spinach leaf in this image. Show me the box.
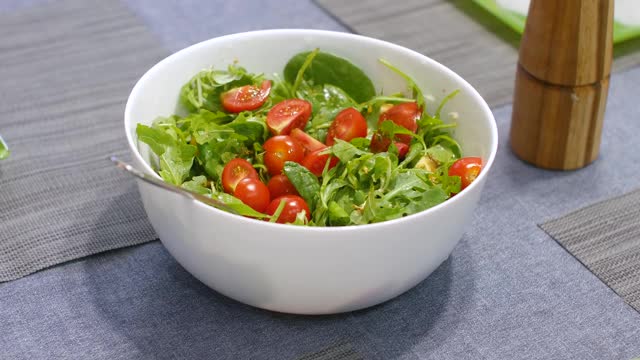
[283,161,320,210]
[284,51,376,103]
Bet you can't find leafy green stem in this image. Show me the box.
[291,48,319,96]
[435,89,460,119]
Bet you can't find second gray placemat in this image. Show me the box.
[315,0,640,108]
[0,0,165,281]
[297,342,362,360]
[540,189,640,313]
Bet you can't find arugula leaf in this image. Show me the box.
[425,144,457,164]
[186,109,266,147]
[359,169,448,223]
[431,135,462,159]
[136,124,175,155]
[400,142,424,168]
[382,169,429,201]
[181,175,211,195]
[190,117,235,145]
[416,91,463,159]
[151,115,187,143]
[328,200,350,226]
[0,135,9,160]
[315,176,363,227]
[283,161,320,210]
[290,210,311,225]
[197,135,248,183]
[138,121,198,186]
[268,72,294,104]
[179,64,262,113]
[300,84,356,142]
[214,192,269,219]
[330,139,369,163]
[182,173,271,219]
[227,112,268,145]
[380,120,426,147]
[379,58,425,110]
[403,186,448,215]
[435,90,460,119]
[158,144,197,185]
[284,51,376,103]
[432,162,461,195]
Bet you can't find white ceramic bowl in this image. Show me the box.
[125,29,497,315]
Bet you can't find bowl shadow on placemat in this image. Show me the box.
[81,203,471,359]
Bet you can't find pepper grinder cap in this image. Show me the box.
[518,0,614,86]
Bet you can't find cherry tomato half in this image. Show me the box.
[326,107,368,146]
[301,148,339,177]
[234,177,271,213]
[267,174,299,198]
[263,135,305,176]
[266,195,311,224]
[370,134,409,159]
[266,99,312,135]
[378,102,421,144]
[290,128,325,154]
[369,130,391,153]
[221,80,271,113]
[394,142,409,159]
[448,157,482,191]
[221,158,259,194]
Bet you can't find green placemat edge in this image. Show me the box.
[472,0,640,44]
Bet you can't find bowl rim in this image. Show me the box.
[124,29,498,233]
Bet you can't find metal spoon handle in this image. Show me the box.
[110,156,236,214]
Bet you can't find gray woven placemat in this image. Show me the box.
[297,343,363,360]
[540,189,640,312]
[0,0,165,281]
[314,0,640,108]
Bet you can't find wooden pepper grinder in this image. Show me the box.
[510,0,614,170]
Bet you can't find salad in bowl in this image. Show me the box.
[136,49,482,226]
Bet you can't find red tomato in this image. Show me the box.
[263,135,305,175]
[369,130,391,153]
[221,158,259,194]
[394,142,409,159]
[267,174,299,198]
[448,157,482,190]
[266,99,312,135]
[290,128,325,154]
[378,102,421,144]
[326,107,368,145]
[234,178,270,212]
[301,148,338,177]
[266,195,311,224]
[221,80,271,113]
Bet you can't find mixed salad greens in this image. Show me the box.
[136,49,482,226]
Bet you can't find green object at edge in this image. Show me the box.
[0,135,9,160]
[472,0,640,44]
